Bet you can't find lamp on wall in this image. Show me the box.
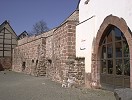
[84,0,90,4]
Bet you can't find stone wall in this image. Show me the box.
[12,10,85,87]
[50,20,77,82]
[12,37,45,76]
[45,34,54,78]
[61,10,79,25]
[12,29,54,76]
[66,57,85,87]
[48,20,85,87]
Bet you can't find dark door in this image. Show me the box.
[0,63,4,71]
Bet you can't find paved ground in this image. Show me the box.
[0,71,115,100]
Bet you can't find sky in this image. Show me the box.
[0,0,79,35]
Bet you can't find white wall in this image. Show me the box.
[76,0,132,73]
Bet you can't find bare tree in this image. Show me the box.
[32,20,49,35]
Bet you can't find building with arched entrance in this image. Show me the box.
[1,0,132,90]
[76,0,132,90]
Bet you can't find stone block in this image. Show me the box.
[114,88,132,100]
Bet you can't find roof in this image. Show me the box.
[0,20,17,37]
[17,31,29,40]
[0,20,8,31]
[60,10,79,26]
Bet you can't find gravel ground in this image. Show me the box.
[0,71,116,100]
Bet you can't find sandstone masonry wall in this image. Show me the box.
[12,37,45,75]
[51,21,76,82]
[12,10,85,87]
[12,29,54,76]
[47,20,85,87]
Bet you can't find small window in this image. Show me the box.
[22,62,26,71]
[32,59,34,63]
[48,59,52,64]
[36,60,38,65]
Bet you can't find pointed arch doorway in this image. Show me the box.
[92,15,132,90]
[100,25,130,89]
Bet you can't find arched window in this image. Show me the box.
[100,25,130,88]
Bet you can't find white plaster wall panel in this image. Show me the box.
[76,0,132,73]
